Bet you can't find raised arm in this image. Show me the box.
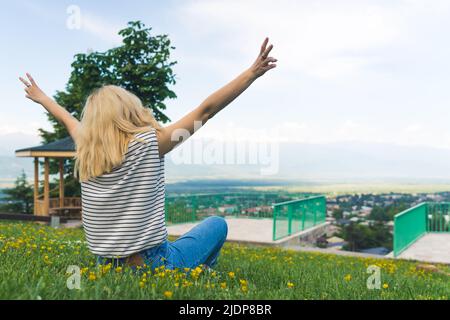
[156,37,277,156]
[19,73,81,142]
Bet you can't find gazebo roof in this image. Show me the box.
[15,136,76,158]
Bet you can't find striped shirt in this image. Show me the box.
[80,128,167,258]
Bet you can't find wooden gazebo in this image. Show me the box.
[15,137,81,218]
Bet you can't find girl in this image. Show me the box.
[19,37,277,271]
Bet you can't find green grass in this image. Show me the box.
[0,220,449,300]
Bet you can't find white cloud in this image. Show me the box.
[177,0,407,79]
[0,121,45,136]
[187,120,450,150]
[80,12,122,45]
[178,0,450,80]
[19,1,122,45]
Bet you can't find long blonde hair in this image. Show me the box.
[74,85,161,182]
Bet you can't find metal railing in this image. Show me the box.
[164,192,319,226]
[393,202,450,257]
[165,192,293,225]
[272,195,327,241]
[426,202,450,233]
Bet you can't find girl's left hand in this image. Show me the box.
[19,73,48,104]
[248,37,277,79]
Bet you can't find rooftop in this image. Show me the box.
[15,136,75,158]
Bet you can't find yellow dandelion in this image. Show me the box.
[228,272,235,279]
[383,283,389,289]
[80,267,89,275]
[164,291,173,299]
[139,281,145,288]
[287,282,294,288]
[344,274,352,281]
[115,266,123,273]
[220,282,227,289]
[88,272,97,281]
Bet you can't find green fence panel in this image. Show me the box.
[272,196,326,241]
[165,192,325,238]
[272,204,290,241]
[393,203,427,257]
[426,202,450,232]
[165,192,318,225]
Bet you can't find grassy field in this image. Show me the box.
[0,220,449,300]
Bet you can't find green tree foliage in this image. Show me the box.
[37,21,178,196]
[1,170,33,214]
[341,222,392,251]
[370,202,409,221]
[332,208,344,220]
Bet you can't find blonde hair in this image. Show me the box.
[74,85,161,182]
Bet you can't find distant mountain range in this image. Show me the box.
[3,131,450,187]
[164,141,450,182]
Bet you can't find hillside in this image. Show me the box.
[0,221,448,300]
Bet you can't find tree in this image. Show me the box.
[370,202,410,222]
[1,170,34,214]
[37,21,178,196]
[341,222,393,251]
[332,208,344,220]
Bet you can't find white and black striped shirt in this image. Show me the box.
[80,128,167,258]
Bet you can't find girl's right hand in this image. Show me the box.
[19,73,48,104]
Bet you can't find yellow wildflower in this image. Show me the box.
[80,267,89,275]
[88,272,97,281]
[164,291,173,299]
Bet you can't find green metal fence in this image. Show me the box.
[426,202,450,233]
[165,192,315,225]
[393,203,427,257]
[393,202,450,257]
[272,195,327,241]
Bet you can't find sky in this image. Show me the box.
[2,0,450,151]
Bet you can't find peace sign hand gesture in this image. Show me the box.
[249,37,277,79]
[19,73,48,104]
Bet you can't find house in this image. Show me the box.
[218,205,237,214]
[337,219,351,226]
[343,211,351,218]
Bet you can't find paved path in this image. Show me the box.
[167,217,275,244]
[397,233,450,264]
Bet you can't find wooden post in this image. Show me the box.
[44,157,50,216]
[34,157,39,215]
[59,159,64,208]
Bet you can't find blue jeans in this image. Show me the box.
[96,216,228,271]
